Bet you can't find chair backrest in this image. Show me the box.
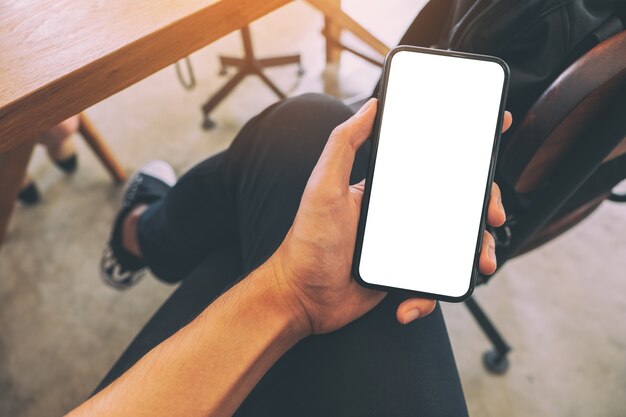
[500,30,626,194]
[497,30,626,257]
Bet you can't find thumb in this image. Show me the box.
[312,99,377,189]
[396,298,437,324]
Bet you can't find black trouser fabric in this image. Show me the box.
[95,93,468,417]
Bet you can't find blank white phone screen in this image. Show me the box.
[359,50,505,298]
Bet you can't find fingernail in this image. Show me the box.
[403,309,421,324]
[498,195,505,215]
[489,244,497,264]
[356,98,375,115]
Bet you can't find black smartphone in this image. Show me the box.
[352,46,509,302]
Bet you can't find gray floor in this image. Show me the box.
[1,2,625,416]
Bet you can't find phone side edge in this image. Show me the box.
[351,46,404,288]
[461,54,511,302]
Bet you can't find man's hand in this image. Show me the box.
[271,99,513,336]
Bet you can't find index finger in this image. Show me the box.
[312,98,378,189]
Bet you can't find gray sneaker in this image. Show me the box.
[100,161,176,290]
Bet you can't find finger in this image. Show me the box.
[312,99,377,189]
[349,179,366,205]
[487,182,506,227]
[502,111,512,133]
[350,179,366,192]
[478,231,497,275]
[396,298,437,324]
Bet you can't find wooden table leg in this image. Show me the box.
[78,113,127,183]
[0,140,36,246]
[306,0,391,57]
[324,0,342,65]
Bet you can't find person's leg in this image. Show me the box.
[132,152,238,282]
[221,92,372,269]
[109,104,279,283]
[99,93,467,416]
[126,93,349,283]
[223,93,467,416]
[38,116,79,167]
[18,116,80,205]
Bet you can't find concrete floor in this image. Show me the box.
[1,2,625,416]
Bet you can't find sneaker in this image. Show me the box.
[53,154,78,174]
[101,161,176,290]
[18,180,41,205]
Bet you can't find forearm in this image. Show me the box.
[68,259,305,417]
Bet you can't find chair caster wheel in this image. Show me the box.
[202,117,216,130]
[482,349,509,374]
[297,67,305,77]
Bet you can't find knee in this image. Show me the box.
[245,93,354,166]
[271,93,353,138]
[54,116,80,137]
[225,93,356,187]
[40,115,80,143]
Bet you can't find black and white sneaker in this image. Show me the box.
[101,161,176,290]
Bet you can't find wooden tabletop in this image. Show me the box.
[0,0,290,153]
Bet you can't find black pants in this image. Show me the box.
[96,94,468,417]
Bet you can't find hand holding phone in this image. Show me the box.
[353,46,510,302]
[271,97,510,337]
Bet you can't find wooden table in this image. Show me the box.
[0,0,389,245]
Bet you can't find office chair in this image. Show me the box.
[468,29,626,373]
[200,26,303,130]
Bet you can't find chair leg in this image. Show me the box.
[78,113,126,183]
[255,69,288,100]
[465,296,511,374]
[257,55,302,69]
[201,69,248,129]
[200,26,302,130]
[219,56,245,75]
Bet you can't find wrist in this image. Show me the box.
[257,248,313,341]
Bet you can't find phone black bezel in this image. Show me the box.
[352,45,510,303]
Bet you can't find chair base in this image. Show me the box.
[201,26,303,130]
[483,349,510,374]
[465,296,512,374]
